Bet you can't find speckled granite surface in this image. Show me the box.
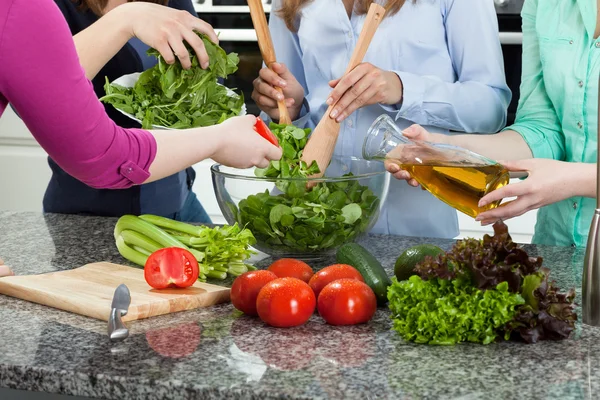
[0,211,596,400]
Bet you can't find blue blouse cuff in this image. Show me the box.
[380,71,426,121]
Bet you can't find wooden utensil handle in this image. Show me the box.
[248,0,276,65]
[343,3,386,75]
[247,0,292,124]
[323,3,386,116]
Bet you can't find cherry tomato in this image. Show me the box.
[146,322,202,358]
[230,270,278,316]
[256,277,316,328]
[144,247,199,289]
[267,258,314,283]
[317,279,376,326]
[308,264,364,298]
[254,117,279,146]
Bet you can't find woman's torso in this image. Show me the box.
[43,0,196,218]
[527,0,599,247]
[291,0,506,238]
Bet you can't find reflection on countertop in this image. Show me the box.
[0,211,596,400]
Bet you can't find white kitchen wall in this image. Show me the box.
[0,109,537,243]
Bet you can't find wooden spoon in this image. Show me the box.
[247,0,292,125]
[301,3,386,184]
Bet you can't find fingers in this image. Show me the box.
[190,17,219,44]
[402,124,430,140]
[478,181,529,208]
[476,199,530,225]
[329,79,341,88]
[327,64,370,107]
[0,264,14,277]
[384,161,420,187]
[259,67,287,89]
[270,63,293,83]
[167,32,192,69]
[334,83,378,122]
[154,40,177,65]
[252,80,280,110]
[498,159,530,172]
[181,29,209,69]
[265,144,283,161]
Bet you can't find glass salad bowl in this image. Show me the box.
[211,156,390,260]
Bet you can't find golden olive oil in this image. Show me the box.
[396,162,510,218]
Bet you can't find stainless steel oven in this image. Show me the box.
[193,0,525,125]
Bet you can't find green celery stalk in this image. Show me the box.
[138,214,203,236]
[115,236,148,267]
[206,270,227,280]
[114,215,187,249]
[173,235,194,246]
[120,229,162,254]
[132,245,152,256]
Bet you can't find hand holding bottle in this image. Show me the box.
[384,124,446,187]
[475,159,594,225]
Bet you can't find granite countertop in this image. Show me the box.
[0,211,597,400]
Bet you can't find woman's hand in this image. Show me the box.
[475,159,586,225]
[210,115,283,168]
[0,258,14,277]
[251,63,305,121]
[326,63,403,122]
[120,2,218,70]
[384,124,448,187]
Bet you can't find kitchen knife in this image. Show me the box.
[108,283,131,341]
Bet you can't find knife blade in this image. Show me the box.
[108,284,131,341]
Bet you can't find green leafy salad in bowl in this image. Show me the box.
[211,123,390,260]
[100,34,245,129]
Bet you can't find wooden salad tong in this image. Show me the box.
[301,3,386,183]
[247,0,292,125]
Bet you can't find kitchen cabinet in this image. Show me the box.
[0,109,537,242]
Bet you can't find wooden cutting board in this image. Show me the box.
[0,262,230,322]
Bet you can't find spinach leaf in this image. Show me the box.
[100,34,243,129]
[236,123,380,254]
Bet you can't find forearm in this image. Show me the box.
[570,163,597,198]
[145,127,219,183]
[440,129,533,161]
[73,5,132,80]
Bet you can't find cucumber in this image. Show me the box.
[336,243,392,305]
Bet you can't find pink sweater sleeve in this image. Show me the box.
[0,0,157,189]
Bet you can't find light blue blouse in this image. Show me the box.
[267,0,512,238]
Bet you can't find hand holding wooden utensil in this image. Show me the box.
[300,3,386,184]
[247,0,292,125]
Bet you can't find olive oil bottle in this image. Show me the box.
[363,115,510,218]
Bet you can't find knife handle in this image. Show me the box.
[108,308,129,341]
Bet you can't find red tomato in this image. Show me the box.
[230,270,278,316]
[256,277,316,328]
[267,258,314,283]
[317,279,377,326]
[308,264,364,298]
[146,322,201,358]
[254,117,279,146]
[144,247,199,289]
